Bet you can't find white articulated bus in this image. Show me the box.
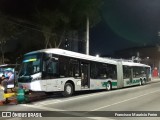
[18,49,151,96]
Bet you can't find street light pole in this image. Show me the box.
[86,16,89,55]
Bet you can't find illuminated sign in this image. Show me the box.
[23,58,37,62]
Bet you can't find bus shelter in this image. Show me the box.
[0,64,19,89]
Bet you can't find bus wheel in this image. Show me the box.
[143,79,146,85]
[139,79,142,86]
[62,83,73,97]
[106,82,112,91]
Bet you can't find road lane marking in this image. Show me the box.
[90,89,160,111]
[34,100,62,106]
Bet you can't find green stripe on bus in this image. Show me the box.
[112,82,117,86]
[102,81,117,87]
[126,79,140,85]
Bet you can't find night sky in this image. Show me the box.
[90,0,160,55]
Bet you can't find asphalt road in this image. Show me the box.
[0,79,160,120]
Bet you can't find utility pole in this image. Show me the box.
[86,16,89,55]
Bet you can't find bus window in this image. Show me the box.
[90,62,117,79]
[20,53,42,76]
[106,64,117,79]
[44,57,59,78]
[133,67,147,78]
[90,62,98,79]
[123,66,131,79]
[59,56,69,77]
[97,63,107,79]
[59,57,80,77]
[69,59,79,77]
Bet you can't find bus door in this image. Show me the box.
[130,67,133,85]
[145,67,150,82]
[81,62,90,88]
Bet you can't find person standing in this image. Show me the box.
[1,75,7,93]
[1,75,9,103]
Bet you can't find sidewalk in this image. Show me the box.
[151,77,160,83]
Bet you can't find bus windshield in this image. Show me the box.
[19,53,42,76]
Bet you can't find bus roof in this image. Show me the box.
[25,48,118,65]
[25,48,151,68]
[122,61,150,68]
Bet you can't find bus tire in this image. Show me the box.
[62,83,73,97]
[143,79,146,85]
[139,79,142,86]
[106,82,112,91]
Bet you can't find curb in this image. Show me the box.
[151,80,160,84]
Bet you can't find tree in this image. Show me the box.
[33,0,103,49]
[66,0,103,53]
[33,7,69,48]
[0,13,20,64]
